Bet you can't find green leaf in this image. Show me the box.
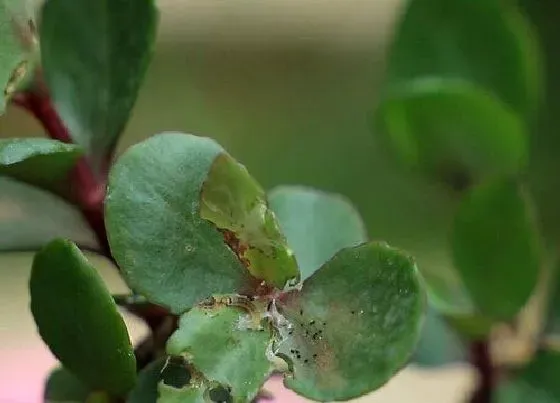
[40,0,158,170]
[451,178,541,320]
[376,79,528,187]
[274,242,424,401]
[412,305,465,367]
[165,301,274,403]
[106,133,294,314]
[30,239,136,395]
[45,367,91,403]
[200,154,299,289]
[0,0,27,113]
[497,350,560,402]
[385,0,541,117]
[0,177,97,251]
[105,133,250,313]
[268,186,367,281]
[127,358,166,403]
[0,138,82,192]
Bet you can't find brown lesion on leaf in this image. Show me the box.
[219,228,251,268]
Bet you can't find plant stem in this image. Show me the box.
[12,91,112,258]
[13,89,174,370]
[469,339,494,403]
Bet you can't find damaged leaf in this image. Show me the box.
[274,242,424,401]
[105,133,254,314]
[165,301,274,402]
[201,153,299,289]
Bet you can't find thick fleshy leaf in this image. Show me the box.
[0,177,97,251]
[0,138,81,192]
[386,0,541,117]
[412,305,465,367]
[44,367,91,403]
[40,0,158,169]
[451,178,540,320]
[268,186,367,281]
[274,242,424,401]
[200,154,299,289]
[165,301,274,403]
[30,239,136,395]
[497,350,560,402]
[0,0,27,113]
[106,133,295,314]
[376,79,527,187]
[106,133,249,313]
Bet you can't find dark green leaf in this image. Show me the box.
[44,367,91,403]
[40,0,158,170]
[452,178,540,320]
[165,302,274,402]
[0,138,81,192]
[0,177,97,251]
[497,350,560,402]
[106,133,294,314]
[30,239,136,395]
[376,79,527,187]
[385,0,541,116]
[127,358,166,403]
[0,0,27,113]
[200,154,299,289]
[274,242,424,401]
[268,186,367,281]
[412,304,465,367]
[544,259,560,336]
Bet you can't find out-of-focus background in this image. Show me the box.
[1,0,522,401]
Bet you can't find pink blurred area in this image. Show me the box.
[1,348,56,403]
[0,347,305,403]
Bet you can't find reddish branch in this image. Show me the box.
[13,89,173,370]
[13,90,111,258]
[469,340,495,403]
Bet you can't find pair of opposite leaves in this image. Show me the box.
[32,133,425,402]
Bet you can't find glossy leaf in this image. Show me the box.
[30,239,136,395]
[0,0,27,113]
[376,79,527,187]
[165,302,274,402]
[497,350,560,402]
[268,186,367,281]
[44,367,91,403]
[200,153,299,289]
[274,242,424,401]
[40,0,158,169]
[0,177,97,251]
[386,0,541,116]
[106,133,297,314]
[452,178,540,320]
[0,138,81,192]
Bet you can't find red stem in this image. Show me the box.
[13,89,175,371]
[13,91,112,258]
[469,340,494,403]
